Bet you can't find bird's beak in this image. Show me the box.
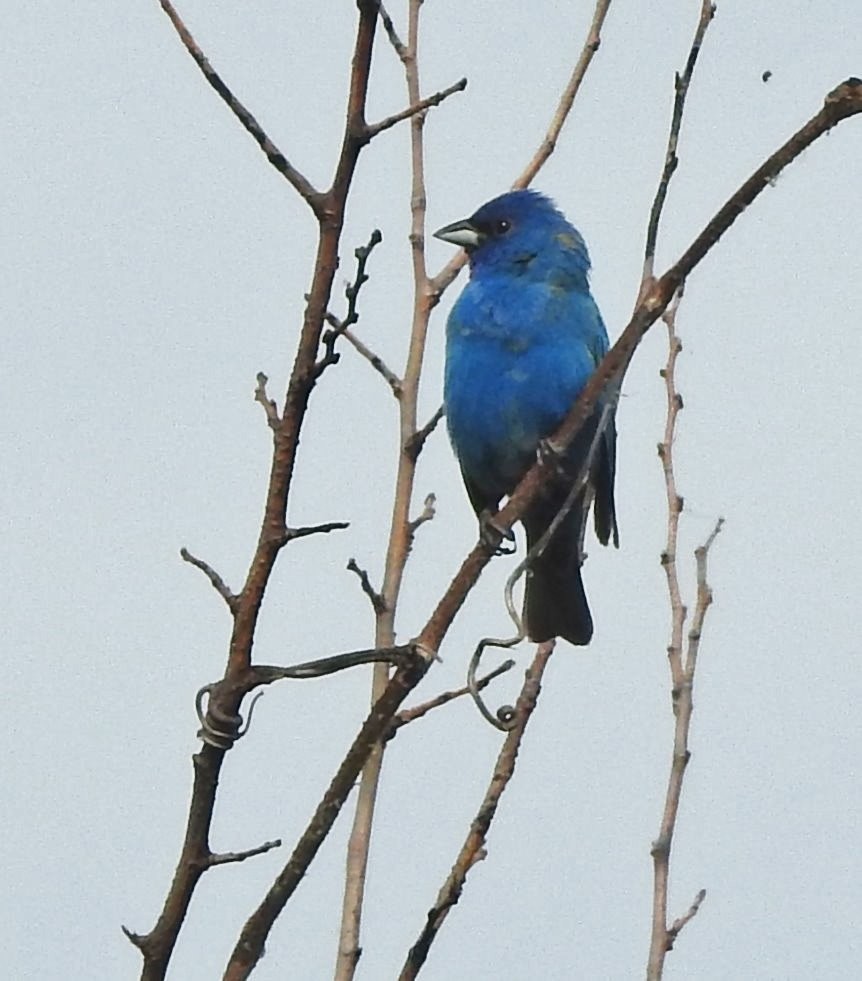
[433,218,483,249]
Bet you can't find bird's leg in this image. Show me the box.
[478,508,516,555]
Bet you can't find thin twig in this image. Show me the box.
[407,493,436,538]
[398,643,555,980]
[378,2,407,58]
[157,0,323,213]
[284,521,350,542]
[643,1,716,283]
[388,658,516,734]
[647,294,722,979]
[179,547,237,613]
[347,558,387,616]
[667,888,707,948]
[365,78,467,138]
[515,0,613,188]
[254,372,280,428]
[341,327,403,395]
[429,0,614,304]
[206,840,282,868]
[405,406,443,462]
[315,229,383,378]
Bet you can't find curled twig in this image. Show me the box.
[388,658,516,736]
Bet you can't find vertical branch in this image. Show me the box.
[335,3,435,978]
[647,295,721,979]
[131,3,381,980]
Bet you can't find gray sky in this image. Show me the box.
[4,2,861,979]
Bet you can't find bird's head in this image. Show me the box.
[433,189,591,284]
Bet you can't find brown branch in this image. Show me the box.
[212,71,862,981]
[407,493,436,538]
[365,77,467,138]
[429,0,613,301]
[643,1,716,282]
[315,229,384,379]
[254,372,280,429]
[335,2,441,976]
[398,643,555,980]
[647,294,722,979]
[133,3,383,978]
[514,0,613,188]
[225,651,432,981]
[179,547,238,613]
[420,77,862,661]
[667,888,707,949]
[156,0,323,214]
[206,839,282,868]
[378,2,407,59]
[405,405,444,462]
[341,327,403,395]
[347,558,387,616]
[388,658,515,735]
[284,521,350,542]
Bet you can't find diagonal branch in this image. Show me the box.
[220,73,862,981]
[429,0,614,299]
[133,4,384,979]
[157,0,323,213]
[643,0,716,281]
[398,643,555,979]
[180,547,238,613]
[365,77,468,138]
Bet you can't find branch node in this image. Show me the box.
[180,548,238,613]
[254,372,281,428]
[347,558,387,615]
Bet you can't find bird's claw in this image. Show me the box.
[479,510,516,555]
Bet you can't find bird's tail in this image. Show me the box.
[522,499,593,646]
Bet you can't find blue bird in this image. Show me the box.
[435,189,618,645]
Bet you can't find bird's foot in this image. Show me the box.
[537,436,568,475]
[478,510,516,555]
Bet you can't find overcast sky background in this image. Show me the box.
[4,2,861,979]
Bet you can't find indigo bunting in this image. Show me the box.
[435,190,618,645]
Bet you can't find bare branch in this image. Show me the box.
[254,372,280,428]
[667,888,707,949]
[647,294,722,979]
[515,0,613,188]
[340,326,403,395]
[347,558,387,616]
[206,840,282,868]
[405,406,444,462]
[429,0,614,299]
[378,3,407,59]
[365,77,468,138]
[388,658,515,735]
[284,521,350,542]
[180,547,237,613]
[156,0,323,213]
[643,1,716,282]
[407,493,436,537]
[137,4,384,976]
[399,643,555,979]
[315,229,384,379]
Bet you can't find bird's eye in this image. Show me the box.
[495,219,511,235]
